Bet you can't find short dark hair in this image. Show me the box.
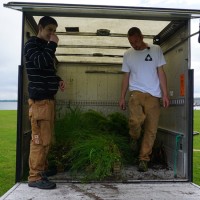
[38,16,58,28]
[127,27,142,37]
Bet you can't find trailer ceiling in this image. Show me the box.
[31,16,172,64]
[4,2,200,64]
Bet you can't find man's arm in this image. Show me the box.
[24,37,58,70]
[119,72,130,110]
[157,66,170,108]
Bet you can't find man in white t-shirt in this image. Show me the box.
[119,27,169,172]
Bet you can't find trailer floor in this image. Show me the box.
[51,165,182,181]
[1,182,200,200]
[2,165,196,200]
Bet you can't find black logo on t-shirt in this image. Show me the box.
[145,54,152,61]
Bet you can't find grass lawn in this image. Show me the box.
[0,110,17,197]
[193,110,200,185]
[0,110,200,196]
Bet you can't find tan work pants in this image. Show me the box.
[28,99,55,182]
[128,91,160,161]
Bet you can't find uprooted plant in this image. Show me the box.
[48,107,132,181]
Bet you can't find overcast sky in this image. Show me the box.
[1,0,200,100]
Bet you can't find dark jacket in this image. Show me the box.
[24,36,61,100]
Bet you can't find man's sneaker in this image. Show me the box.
[138,160,148,172]
[28,178,56,189]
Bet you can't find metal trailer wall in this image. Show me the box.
[158,23,191,178]
[56,63,125,117]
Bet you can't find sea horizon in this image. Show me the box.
[0,100,200,111]
[0,100,17,102]
[0,101,17,110]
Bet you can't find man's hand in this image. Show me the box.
[50,34,59,44]
[162,95,170,108]
[119,97,126,110]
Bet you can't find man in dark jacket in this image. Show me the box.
[24,16,65,189]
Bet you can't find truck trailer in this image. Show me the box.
[2,2,200,199]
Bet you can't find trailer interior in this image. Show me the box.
[4,2,200,184]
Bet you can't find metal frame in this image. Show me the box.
[4,2,200,19]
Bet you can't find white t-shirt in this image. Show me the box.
[122,44,166,98]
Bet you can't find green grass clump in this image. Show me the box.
[66,132,122,180]
[51,108,131,181]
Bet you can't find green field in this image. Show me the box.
[193,110,200,185]
[0,110,200,196]
[0,110,17,196]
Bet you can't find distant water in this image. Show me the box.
[0,101,199,111]
[0,102,17,110]
[194,106,200,110]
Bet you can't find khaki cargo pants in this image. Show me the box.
[128,91,160,161]
[28,99,55,182]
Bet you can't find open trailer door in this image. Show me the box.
[2,2,200,199]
